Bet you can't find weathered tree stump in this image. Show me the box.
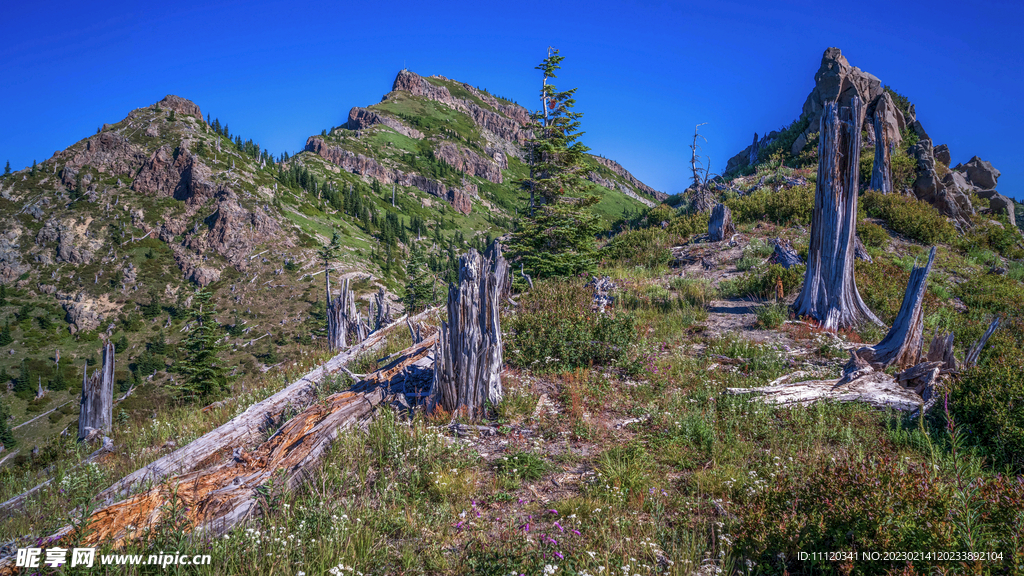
[869,107,893,193]
[327,277,361,352]
[78,341,114,441]
[374,287,392,331]
[855,247,936,370]
[708,203,735,242]
[792,97,882,330]
[431,242,509,420]
[769,238,803,269]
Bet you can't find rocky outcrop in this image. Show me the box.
[189,266,221,287]
[864,90,904,148]
[389,70,533,147]
[725,131,779,175]
[435,143,502,183]
[346,107,423,139]
[933,144,951,166]
[801,48,887,132]
[59,292,106,333]
[305,137,473,214]
[976,189,1017,227]
[587,171,656,208]
[57,224,94,264]
[60,131,149,177]
[132,145,217,202]
[158,95,203,121]
[957,156,1000,190]
[203,190,282,270]
[0,237,27,284]
[592,156,666,201]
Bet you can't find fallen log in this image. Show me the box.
[0,307,439,514]
[726,371,923,411]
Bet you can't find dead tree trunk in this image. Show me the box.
[78,341,114,441]
[869,107,893,193]
[327,278,361,351]
[769,238,803,269]
[374,287,392,331]
[432,242,509,420]
[965,316,1001,367]
[792,96,882,330]
[856,246,936,369]
[708,203,735,242]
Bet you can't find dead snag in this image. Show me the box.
[374,287,392,331]
[869,106,893,193]
[708,203,735,242]
[78,341,114,441]
[432,242,509,420]
[926,331,957,372]
[328,278,361,351]
[856,246,936,369]
[769,238,803,269]
[792,96,882,330]
[965,316,1001,368]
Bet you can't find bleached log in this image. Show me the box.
[726,371,922,411]
[792,97,882,330]
[964,316,1000,368]
[431,242,509,420]
[78,341,114,441]
[856,247,936,369]
[708,203,734,242]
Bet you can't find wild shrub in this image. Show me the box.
[719,264,804,299]
[954,273,1024,315]
[735,254,759,272]
[857,220,889,248]
[961,215,1024,259]
[505,279,637,372]
[753,302,788,329]
[861,191,957,245]
[669,277,716,307]
[725,184,815,226]
[601,228,674,269]
[494,450,548,482]
[665,210,709,239]
[951,352,1024,471]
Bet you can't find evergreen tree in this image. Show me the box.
[0,320,11,347]
[3,161,9,177]
[404,242,433,313]
[142,288,162,319]
[509,48,601,279]
[114,333,129,353]
[0,283,6,306]
[262,340,278,365]
[171,290,232,402]
[14,359,31,395]
[0,397,15,450]
[50,361,67,391]
[149,329,167,356]
[30,160,37,176]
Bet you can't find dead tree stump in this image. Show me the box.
[78,341,114,441]
[792,96,882,330]
[374,287,392,331]
[869,108,893,193]
[708,203,735,242]
[432,242,509,420]
[327,278,361,352]
[856,247,936,369]
[769,238,803,269]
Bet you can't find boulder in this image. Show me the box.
[985,192,1016,225]
[189,266,221,287]
[942,171,975,193]
[933,144,951,166]
[157,95,204,121]
[959,156,1000,190]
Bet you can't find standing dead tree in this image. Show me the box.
[78,341,114,442]
[327,278,362,351]
[688,123,716,213]
[374,287,392,331]
[708,203,735,242]
[869,106,893,193]
[431,242,509,420]
[853,246,936,370]
[792,96,882,331]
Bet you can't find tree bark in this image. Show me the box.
[374,287,392,331]
[965,316,1000,368]
[869,108,893,193]
[78,341,114,441]
[792,96,882,330]
[431,242,509,420]
[856,246,936,369]
[708,203,734,242]
[327,277,361,352]
[769,238,803,269]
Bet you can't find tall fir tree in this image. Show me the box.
[171,290,232,402]
[3,161,9,177]
[404,242,433,313]
[0,397,15,450]
[0,283,7,306]
[0,320,11,347]
[510,48,602,279]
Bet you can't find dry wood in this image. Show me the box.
[78,341,114,441]
[965,316,1000,368]
[856,247,936,369]
[727,371,923,411]
[61,307,436,509]
[792,97,882,330]
[769,238,803,269]
[708,203,735,242]
[432,242,509,420]
[869,108,893,193]
[926,331,957,372]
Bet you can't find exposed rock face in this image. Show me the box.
[435,143,502,183]
[976,189,1017,227]
[592,156,666,201]
[59,292,105,333]
[725,131,778,175]
[189,266,221,287]
[389,70,533,148]
[933,144,951,166]
[0,237,27,284]
[158,95,203,121]
[958,156,1000,190]
[306,136,473,214]
[346,107,423,139]
[587,171,655,208]
[864,91,904,148]
[57,224,94,264]
[132,146,217,202]
[802,48,886,130]
[59,131,149,177]
[204,190,282,270]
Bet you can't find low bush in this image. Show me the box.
[601,228,674,269]
[857,220,889,248]
[665,210,710,239]
[719,264,804,300]
[951,354,1024,471]
[726,184,815,226]
[505,279,637,372]
[753,301,789,329]
[669,277,717,307]
[861,191,957,245]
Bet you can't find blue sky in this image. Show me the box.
[2,0,1022,199]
